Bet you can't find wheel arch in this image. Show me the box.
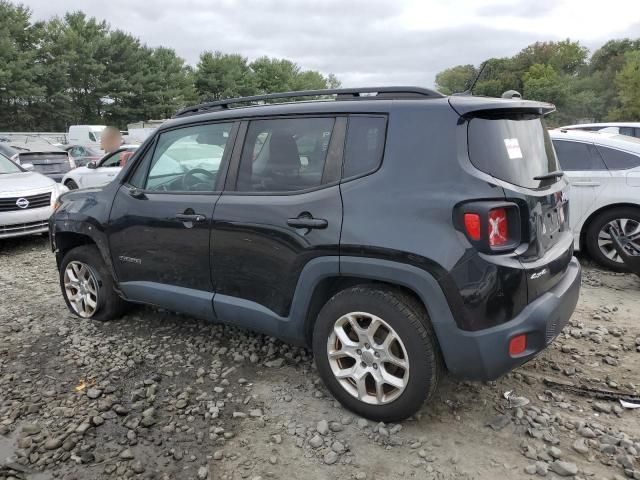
[579,202,640,251]
[53,227,115,281]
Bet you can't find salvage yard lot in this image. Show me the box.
[1,236,639,480]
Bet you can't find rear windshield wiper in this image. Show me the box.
[534,170,564,181]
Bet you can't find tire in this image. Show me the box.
[312,285,442,422]
[585,207,640,272]
[65,179,79,190]
[59,245,127,321]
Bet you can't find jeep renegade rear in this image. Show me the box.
[50,87,581,422]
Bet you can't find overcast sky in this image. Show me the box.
[23,0,640,88]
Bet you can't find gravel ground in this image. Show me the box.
[1,235,640,480]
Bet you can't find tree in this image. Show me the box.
[608,51,640,121]
[435,64,476,94]
[195,51,256,101]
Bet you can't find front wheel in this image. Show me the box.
[585,207,640,272]
[312,285,441,422]
[60,245,127,321]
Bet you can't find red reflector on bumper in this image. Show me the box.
[509,334,527,356]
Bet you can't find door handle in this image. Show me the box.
[287,216,328,229]
[572,181,601,186]
[175,213,206,223]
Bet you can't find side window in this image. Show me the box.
[342,116,387,179]
[144,123,232,192]
[597,145,640,170]
[620,127,635,137]
[101,151,124,167]
[552,140,606,171]
[236,117,335,193]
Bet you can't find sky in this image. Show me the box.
[23,0,640,88]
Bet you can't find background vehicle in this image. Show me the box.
[68,125,106,148]
[50,87,580,422]
[62,145,138,190]
[550,129,640,270]
[64,145,103,167]
[11,143,74,182]
[559,122,640,138]
[0,152,67,239]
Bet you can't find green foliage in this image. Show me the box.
[434,64,476,95]
[0,1,339,131]
[436,38,640,125]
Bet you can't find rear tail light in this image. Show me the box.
[456,201,521,253]
[463,213,481,240]
[488,208,508,246]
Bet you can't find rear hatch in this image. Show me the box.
[452,97,572,302]
[18,151,71,176]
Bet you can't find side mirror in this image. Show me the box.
[22,163,34,171]
[87,161,98,169]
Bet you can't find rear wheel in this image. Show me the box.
[586,207,640,271]
[312,285,441,422]
[65,179,79,190]
[60,245,127,321]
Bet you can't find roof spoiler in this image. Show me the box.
[448,97,555,117]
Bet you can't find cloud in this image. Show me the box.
[21,0,640,88]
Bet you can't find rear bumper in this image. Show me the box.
[437,257,581,380]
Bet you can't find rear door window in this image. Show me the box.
[467,114,559,189]
[552,140,607,171]
[597,145,640,170]
[342,116,387,179]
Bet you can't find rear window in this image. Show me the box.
[468,114,559,189]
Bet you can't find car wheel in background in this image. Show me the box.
[585,207,640,272]
[312,285,441,422]
[65,179,79,190]
[59,245,127,321]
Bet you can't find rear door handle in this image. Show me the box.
[287,217,328,229]
[572,181,601,186]
[175,213,206,223]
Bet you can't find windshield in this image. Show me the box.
[89,131,102,142]
[468,114,559,189]
[0,153,23,174]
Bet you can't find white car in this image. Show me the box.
[62,146,138,190]
[550,129,640,270]
[0,153,67,239]
[559,122,640,139]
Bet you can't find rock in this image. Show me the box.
[332,441,346,453]
[309,434,323,448]
[173,450,184,461]
[578,427,596,438]
[324,451,339,465]
[271,434,282,444]
[140,416,156,427]
[355,473,367,480]
[524,464,537,475]
[197,466,208,479]
[550,460,578,477]
[119,448,134,460]
[131,461,145,473]
[593,402,612,414]
[616,454,635,470]
[92,416,104,426]
[265,358,285,368]
[486,414,511,431]
[269,455,277,465]
[213,451,223,461]
[249,409,263,418]
[316,420,329,435]
[548,446,562,459]
[44,437,64,450]
[357,419,369,429]
[21,424,41,436]
[176,399,188,409]
[86,388,102,399]
[572,438,588,455]
[535,461,548,476]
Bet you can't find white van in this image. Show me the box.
[68,125,106,147]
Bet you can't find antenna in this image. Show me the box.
[454,61,489,96]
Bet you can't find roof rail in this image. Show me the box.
[174,86,444,117]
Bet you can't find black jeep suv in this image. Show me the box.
[50,87,581,421]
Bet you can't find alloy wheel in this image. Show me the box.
[326,312,409,405]
[597,218,640,263]
[63,261,99,318]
